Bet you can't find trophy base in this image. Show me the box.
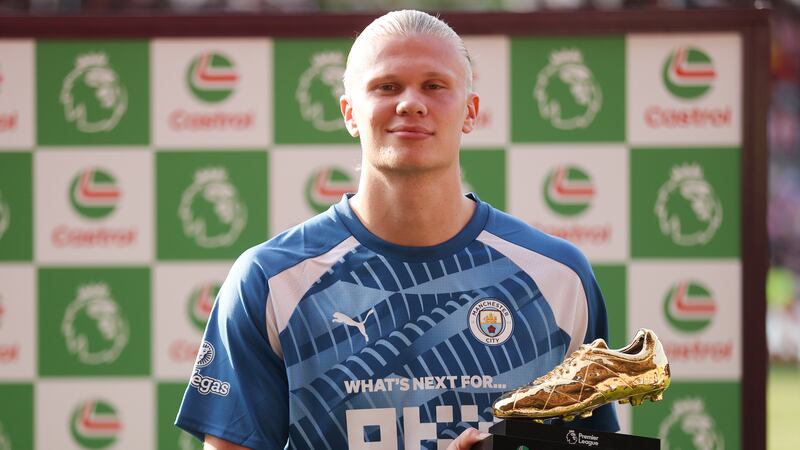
[471,419,660,450]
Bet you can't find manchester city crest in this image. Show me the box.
[468,298,514,345]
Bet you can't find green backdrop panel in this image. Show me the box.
[631,147,740,258]
[592,264,627,349]
[273,38,355,144]
[632,381,740,450]
[158,383,203,450]
[0,152,32,261]
[36,40,150,146]
[0,384,34,450]
[38,267,151,376]
[156,151,269,260]
[511,36,626,143]
[460,149,506,210]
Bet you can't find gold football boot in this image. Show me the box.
[493,328,670,422]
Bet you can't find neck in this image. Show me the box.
[349,165,476,247]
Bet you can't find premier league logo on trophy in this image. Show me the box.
[473,328,670,449]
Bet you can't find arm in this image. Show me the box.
[175,249,290,449]
[204,434,251,450]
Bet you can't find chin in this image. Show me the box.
[364,143,454,173]
[376,158,451,175]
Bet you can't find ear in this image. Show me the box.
[462,93,480,134]
[340,94,359,137]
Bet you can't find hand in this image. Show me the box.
[446,427,491,450]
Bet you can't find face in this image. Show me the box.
[340,35,479,174]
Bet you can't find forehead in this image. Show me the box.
[351,34,467,83]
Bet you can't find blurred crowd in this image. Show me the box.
[768,2,800,365]
[1,0,799,362]
[0,0,793,13]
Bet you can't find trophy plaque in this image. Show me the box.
[471,419,660,450]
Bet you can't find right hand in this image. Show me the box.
[446,427,491,450]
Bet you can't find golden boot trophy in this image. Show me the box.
[473,328,670,450]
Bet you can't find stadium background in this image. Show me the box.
[0,8,773,450]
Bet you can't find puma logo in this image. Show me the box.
[332,308,376,342]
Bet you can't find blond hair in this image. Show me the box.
[343,10,473,94]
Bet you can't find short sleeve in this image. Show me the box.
[582,270,610,348]
[175,250,289,449]
[557,264,620,432]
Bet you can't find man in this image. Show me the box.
[176,10,618,450]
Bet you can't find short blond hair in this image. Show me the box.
[343,10,473,94]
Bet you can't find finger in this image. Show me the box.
[447,427,491,450]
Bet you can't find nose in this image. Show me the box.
[396,90,427,116]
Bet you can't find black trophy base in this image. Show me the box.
[471,419,660,450]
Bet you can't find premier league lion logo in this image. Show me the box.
[534,48,602,131]
[655,163,723,247]
[179,167,247,249]
[60,52,128,133]
[296,51,347,132]
[62,283,130,365]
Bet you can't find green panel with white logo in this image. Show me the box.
[158,383,203,450]
[0,153,32,261]
[156,151,268,260]
[460,149,506,210]
[630,148,740,258]
[273,39,354,144]
[511,36,625,142]
[36,41,149,146]
[632,381,740,450]
[0,384,34,450]
[38,267,150,376]
[592,265,626,349]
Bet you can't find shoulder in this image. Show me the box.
[481,206,594,281]
[230,206,354,282]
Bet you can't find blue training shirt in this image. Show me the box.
[176,193,619,450]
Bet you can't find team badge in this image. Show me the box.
[468,298,514,345]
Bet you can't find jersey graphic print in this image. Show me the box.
[283,241,571,450]
[176,196,614,450]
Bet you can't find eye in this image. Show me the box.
[425,82,444,90]
[377,83,398,92]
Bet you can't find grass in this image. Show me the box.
[768,364,800,450]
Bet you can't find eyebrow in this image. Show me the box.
[366,70,456,83]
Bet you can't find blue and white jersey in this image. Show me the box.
[176,194,618,450]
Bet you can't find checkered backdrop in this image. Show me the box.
[0,11,768,450]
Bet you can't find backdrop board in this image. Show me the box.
[0,9,769,450]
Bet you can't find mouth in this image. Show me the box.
[388,126,434,139]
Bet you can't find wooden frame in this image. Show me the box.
[0,8,770,449]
